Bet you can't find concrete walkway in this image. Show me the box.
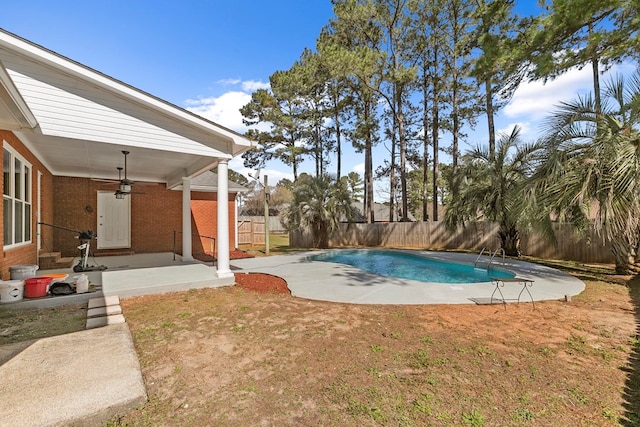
[0,323,146,427]
[230,249,585,304]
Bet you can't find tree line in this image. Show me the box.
[240,0,639,273]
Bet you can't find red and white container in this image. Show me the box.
[24,277,52,298]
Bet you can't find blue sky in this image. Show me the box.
[1,1,632,195]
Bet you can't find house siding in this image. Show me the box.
[1,49,230,157]
[0,130,54,280]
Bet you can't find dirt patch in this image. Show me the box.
[115,266,640,426]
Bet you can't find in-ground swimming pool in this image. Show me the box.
[309,249,514,284]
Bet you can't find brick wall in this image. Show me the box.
[191,191,237,257]
[52,176,237,258]
[0,129,239,275]
[0,131,54,280]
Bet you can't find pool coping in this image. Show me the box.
[229,249,586,305]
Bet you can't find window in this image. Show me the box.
[3,144,31,248]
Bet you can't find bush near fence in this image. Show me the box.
[290,221,613,264]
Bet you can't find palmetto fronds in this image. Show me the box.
[530,72,640,273]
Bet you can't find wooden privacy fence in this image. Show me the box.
[238,219,265,245]
[238,216,287,246]
[239,216,286,233]
[290,221,614,263]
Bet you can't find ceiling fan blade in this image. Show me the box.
[91,178,119,183]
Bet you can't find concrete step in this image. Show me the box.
[86,314,126,329]
[56,257,75,268]
[39,251,61,260]
[38,252,75,269]
[88,295,120,309]
[87,305,122,318]
[86,296,124,329]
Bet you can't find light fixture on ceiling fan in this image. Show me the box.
[92,150,149,198]
[114,167,128,199]
[115,151,133,198]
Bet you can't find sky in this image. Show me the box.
[1,1,633,197]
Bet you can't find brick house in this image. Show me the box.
[0,29,253,280]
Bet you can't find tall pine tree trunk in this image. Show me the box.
[422,68,430,221]
[397,89,408,222]
[364,100,375,224]
[485,78,496,159]
[432,83,440,221]
[389,118,396,222]
[452,78,459,202]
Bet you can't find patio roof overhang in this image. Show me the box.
[0,28,254,188]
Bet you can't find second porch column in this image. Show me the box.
[182,177,193,261]
[216,159,232,278]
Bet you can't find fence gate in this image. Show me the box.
[238,219,265,245]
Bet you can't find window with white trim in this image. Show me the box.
[3,143,32,248]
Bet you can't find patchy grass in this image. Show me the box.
[0,304,86,346]
[112,258,640,426]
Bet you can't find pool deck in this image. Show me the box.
[230,250,585,305]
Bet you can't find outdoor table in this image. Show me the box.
[490,277,535,309]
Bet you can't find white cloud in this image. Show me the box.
[352,163,365,175]
[184,79,272,134]
[216,78,242,86]
[228,157,294,184]
[497,122,531,138]
[242,80,270,92]
[185,91,252,133]
[504,67,594,120]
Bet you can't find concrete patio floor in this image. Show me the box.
[229,249,586,305]
[8,252,231,310]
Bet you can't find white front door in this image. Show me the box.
[97,191,131,249]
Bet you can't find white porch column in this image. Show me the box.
[182,177,193,261]
[216,159,233,278]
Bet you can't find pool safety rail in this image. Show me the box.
[490,277,535,310]
[475,247,505,270]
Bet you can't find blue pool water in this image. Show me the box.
[309,250,514,284]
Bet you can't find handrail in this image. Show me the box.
[173,230,216,266]
[487,247,505,270]
[474,247,489,267]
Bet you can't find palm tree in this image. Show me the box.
[528,73,640,274]
[445,126,536,256]
[281,173,359,248]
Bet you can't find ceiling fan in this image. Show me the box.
[93,150,148,198]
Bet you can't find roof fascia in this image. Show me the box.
[165,156,231,189]
[0,61,38,129]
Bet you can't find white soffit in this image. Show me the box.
[0,29,254,165]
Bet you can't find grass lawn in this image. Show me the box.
[238,232,296,256]
[110,256,640,426]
